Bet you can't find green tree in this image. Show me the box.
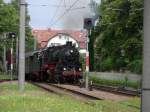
[94,0,143,74]
[11,0,34,52]
[0,0,34,71]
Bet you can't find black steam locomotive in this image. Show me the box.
[25,42,82,83]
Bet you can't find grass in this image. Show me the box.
[93,98,140,112]
[90,76,141,89]
[0,82,140,112]
[0,72,17,80]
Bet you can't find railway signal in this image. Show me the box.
[83,17,94,90]
[7,32,16,39]
[6,32,16,80]
[83,1,100,90]
[84,18,93,30]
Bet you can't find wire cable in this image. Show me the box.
[49,0,63,27]
[50,0,80,27]
[27,3,70,7]
[64,0,66,9]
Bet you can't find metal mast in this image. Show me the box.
[142,0,150,111]
[18,0,26,92]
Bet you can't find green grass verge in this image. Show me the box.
[93,97,140,112]
[0,82,140,112]
[0,72,17,80]
[90,76,141,89]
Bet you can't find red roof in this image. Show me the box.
[32,29,87,49]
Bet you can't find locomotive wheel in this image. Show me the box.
[55,73,60,83]
[42,71,49,82]
[73,77,79,84]
[55,63,63,83]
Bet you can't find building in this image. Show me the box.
[32,29,87,54]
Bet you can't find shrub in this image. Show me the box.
[94,59,101,71]
[115,57,126,71]
[128,59,142,74]
[100,57,114,71]
[90,76,141,89]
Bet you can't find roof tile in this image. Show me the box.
[32,29,87,49]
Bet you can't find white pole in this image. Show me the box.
[34,38,37,51]
[10,40,13,81]
[85,30,89,90]
[3,33,7,73]
[19,0,26,92]
[16,37,19,76]
[142,0,150,111]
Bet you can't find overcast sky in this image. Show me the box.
[5,0,100,29]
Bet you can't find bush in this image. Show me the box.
[94,59,101,71]
[115,57,126,71]
[100,57,114,71]
[128,59,142,74]
[90,76,141,89]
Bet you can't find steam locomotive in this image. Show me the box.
[25,42,82,83]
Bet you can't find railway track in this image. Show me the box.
[30,82,102,102]
[92,84,141,96]
[30,82,134,102]
[0,80,140,97]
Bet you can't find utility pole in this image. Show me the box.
[19,0,26,92]
[142,0,150,111]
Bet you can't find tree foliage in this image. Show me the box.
[0,0,34,71]
[94,0,143,74]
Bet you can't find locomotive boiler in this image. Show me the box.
[25,42,82,83]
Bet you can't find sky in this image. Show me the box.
[5,0,100,29]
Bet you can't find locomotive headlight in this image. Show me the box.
[79,68,82,71]
[63,68,66,71]
[70,50,73,53]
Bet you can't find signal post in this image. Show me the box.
[84,18,93,90]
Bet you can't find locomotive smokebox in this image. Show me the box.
[66,41,72,46]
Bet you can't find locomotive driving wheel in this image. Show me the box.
[55,63,63,83]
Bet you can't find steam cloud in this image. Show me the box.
[60,0,92,30]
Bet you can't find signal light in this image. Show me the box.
[7,32,16,39]
[84,18,93,30]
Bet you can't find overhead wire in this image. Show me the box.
[63,0,81,29]
[50,0,81,27]
[27,3,87,10]
[49,0,63,27]
[26,3,86,8]
[69,6,86,11]
[64,0,66,9]
[27,3,70,8]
